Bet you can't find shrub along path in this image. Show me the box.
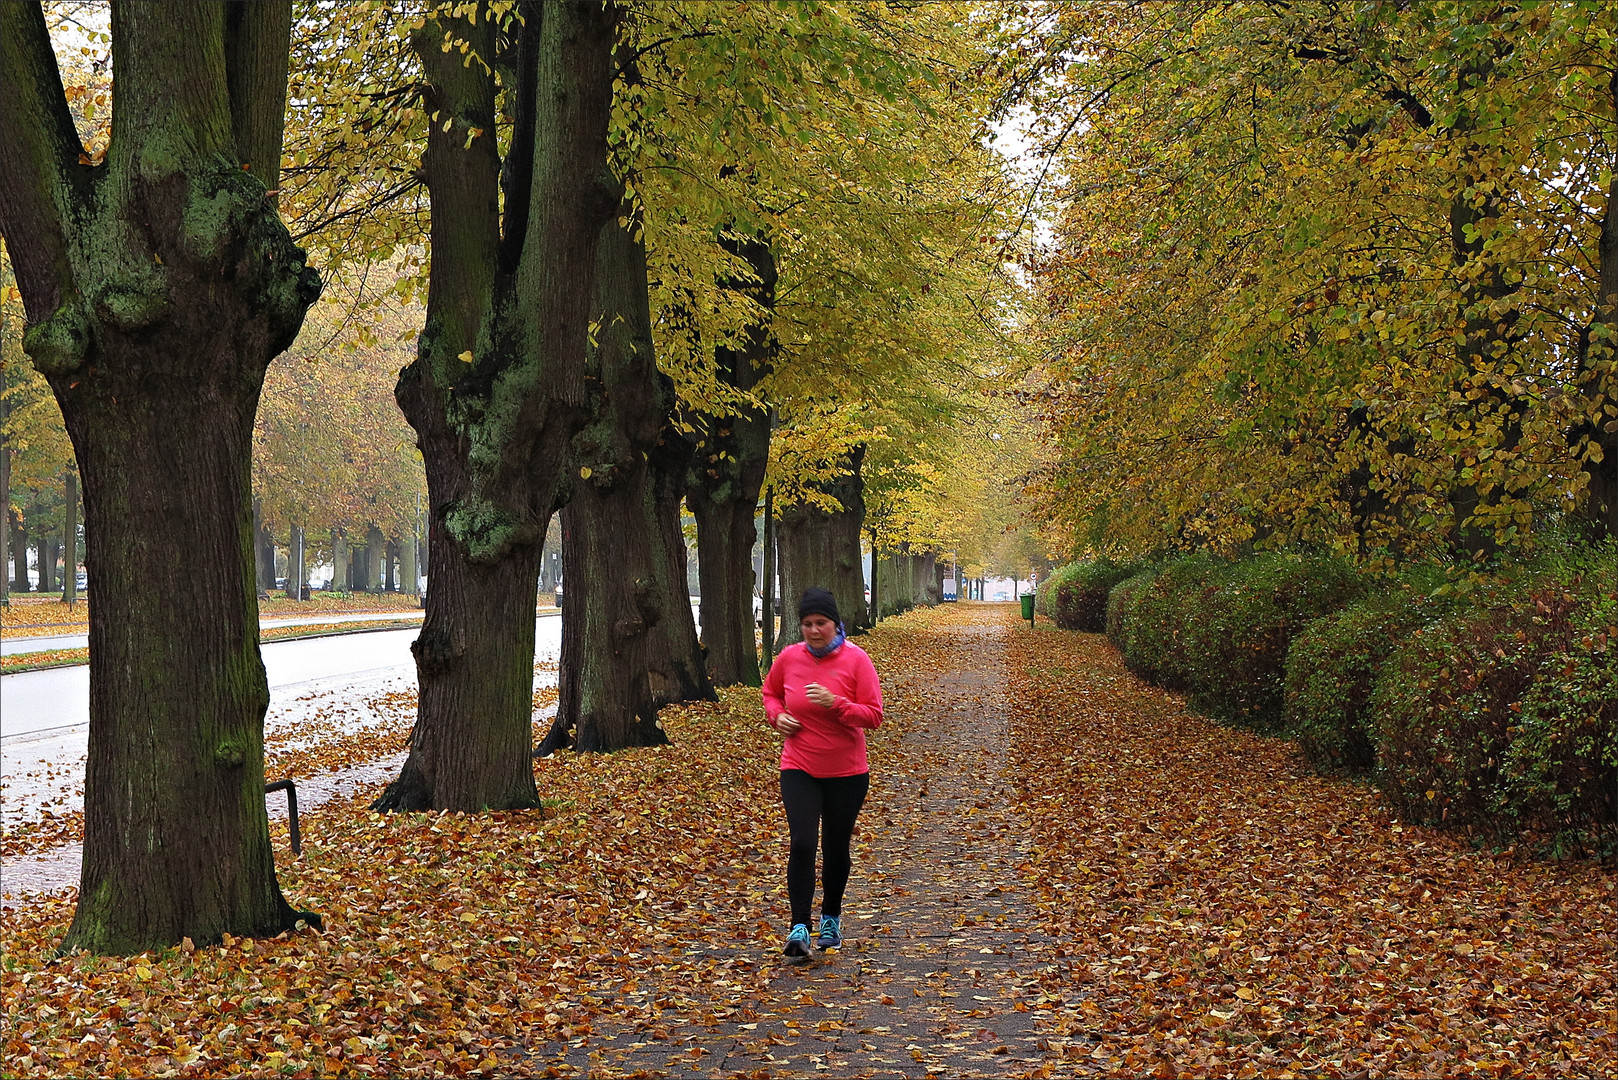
[1,604,1611,1078]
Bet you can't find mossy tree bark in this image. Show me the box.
[774,446,869,649]
[686,235,776,686]
[0,1,321,954]
[542,217,713,755]
[373,2,620,811]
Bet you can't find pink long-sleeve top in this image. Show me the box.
[762,639,885,778]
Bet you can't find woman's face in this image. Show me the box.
[800,613,836,649]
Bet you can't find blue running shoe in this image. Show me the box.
[783,923,811,961]
[817,915,842,949]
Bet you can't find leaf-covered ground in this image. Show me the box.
[2,604,1612,1078]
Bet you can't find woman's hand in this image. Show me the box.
[804,682,837,709]
[773,712,802,736]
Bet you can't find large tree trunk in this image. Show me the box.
[1,1,321,953]
[775,447,868,649]
[687,235,776,687]
[542,216,711,756]
[376,537,544,810]
[375,1,620,811]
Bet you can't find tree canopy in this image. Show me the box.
[1018,0,1616,563]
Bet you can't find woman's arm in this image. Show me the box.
[761,651,788,722]
[831,653,884,729]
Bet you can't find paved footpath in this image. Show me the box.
[530,613,1078,1078]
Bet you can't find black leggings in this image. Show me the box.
[780,769,870,927]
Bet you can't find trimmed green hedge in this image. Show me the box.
[1284,567,1454,774]
[1109,555,1219,688]
[1106,553,1363,727]
[1368,554,1616,853]
[1037,559,1143,631]
[1097,544,1615,854]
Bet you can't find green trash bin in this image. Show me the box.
[1020,593,1035,624]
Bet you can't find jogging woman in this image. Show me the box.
[762,587,884,961]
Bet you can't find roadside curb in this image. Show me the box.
[0,611,565,676]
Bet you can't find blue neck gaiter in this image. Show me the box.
[807,623,847,658]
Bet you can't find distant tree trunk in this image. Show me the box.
[284,524,301,600]
[877,545,926,615]
[384,538,397,592]
[366,525,384,592]
[538,518,555,593]
[775,447,867,649]
[0,450,9,607]
[374,1,620,812]
[61,468,77,603]
[10,510,26,591]
[252,500,274,595]
[687,235,776,687]
[0,278,8,607]
[648,419,712,703]
[867,531,880,625]
[761,487,776,670]
[1,1,320,953]
[401,526,417,598]
[37,534,54,593]
[542,215,711,756]
[330,527,348,591]
[920,551,940,605]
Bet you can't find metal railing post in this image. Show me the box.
[264,779,301,856]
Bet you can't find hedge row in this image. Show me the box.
[1068,544,1616,854]
[1035,559,1143,631]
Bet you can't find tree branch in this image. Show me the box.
[0,0,86,320]
[499,0,539,274]
[225,0,293,199]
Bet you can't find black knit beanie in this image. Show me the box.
[797,587,841,625]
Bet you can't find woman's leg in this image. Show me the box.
[817,772,870,918]
[779,769,823,927]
